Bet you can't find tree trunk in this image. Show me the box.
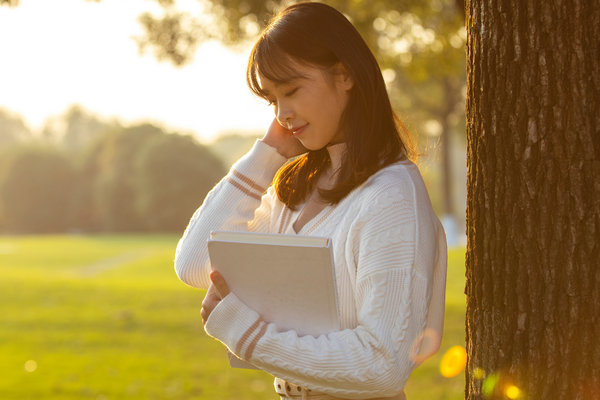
[465,1,600,399]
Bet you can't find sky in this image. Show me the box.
[0,0,273,141]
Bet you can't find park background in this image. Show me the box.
[0,0,470,398]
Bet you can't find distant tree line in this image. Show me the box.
[0,105,457,234]
[0,107,226,234]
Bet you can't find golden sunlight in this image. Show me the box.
[439,345,467,378]
[0,0,271,140]
[505,384,523,399]
[24,360,38,372]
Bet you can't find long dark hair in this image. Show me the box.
[247,2,415,209]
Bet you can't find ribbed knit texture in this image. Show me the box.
[174,140,447,400]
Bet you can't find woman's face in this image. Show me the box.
[260,61,353,150]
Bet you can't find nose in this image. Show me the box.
[275,100,294,127]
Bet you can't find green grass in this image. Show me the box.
[0,235,466,399]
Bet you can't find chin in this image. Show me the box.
[304,144,327,152]
[299,139,328,151]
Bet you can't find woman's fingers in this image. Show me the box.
[200,306,208,324]
[210,270,231,298]
[201,272,231,325]
[262,118,307,158]
[201,284,221,324]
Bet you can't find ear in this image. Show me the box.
[333,62,354,91]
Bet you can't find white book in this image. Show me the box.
[207,230,340,368]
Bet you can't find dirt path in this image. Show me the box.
[77,250,152,277]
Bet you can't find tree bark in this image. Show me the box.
[465,1,600,399]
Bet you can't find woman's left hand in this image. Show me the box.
[201,271,231,324]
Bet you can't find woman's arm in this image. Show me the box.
[174,119,306,289]
[204,181,445,399]
[174,140,287,289]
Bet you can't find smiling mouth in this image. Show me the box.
[290,124,308,136]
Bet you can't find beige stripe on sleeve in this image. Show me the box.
[244,322,268,360]
[226,177,262,200]
[232,170,266,193]
[235,318,262,355]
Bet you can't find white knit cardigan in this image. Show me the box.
[174,140,447,400]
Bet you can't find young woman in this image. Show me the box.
[175,3,447,399]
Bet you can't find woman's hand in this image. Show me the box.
[262,118,307,159]
[201,270,231,325]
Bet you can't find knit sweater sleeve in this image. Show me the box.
[174,140,287,289]
[204,179,433,399]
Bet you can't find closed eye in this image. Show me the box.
[285,87,298,97]
[265,86,297,106]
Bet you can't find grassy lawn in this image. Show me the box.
[0,235,466,399]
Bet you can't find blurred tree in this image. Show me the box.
[134,133,225,232]
[68,133,113,232]
[0,146,76,233]
[0,108,32,149]
[93,123,164,232]
[465,1,599,399]
[207,132,261,169]
[41,105,118,153]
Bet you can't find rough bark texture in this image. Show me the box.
[465,1,600,399]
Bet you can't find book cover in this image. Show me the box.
[207,231,340,368]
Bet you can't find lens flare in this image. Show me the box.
[439,345,467,378]
[505,384,522,399]
[24,360,37,372]
[482,372,499,397]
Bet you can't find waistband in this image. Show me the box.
[274,378,407,400]
[274,377,339,400]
